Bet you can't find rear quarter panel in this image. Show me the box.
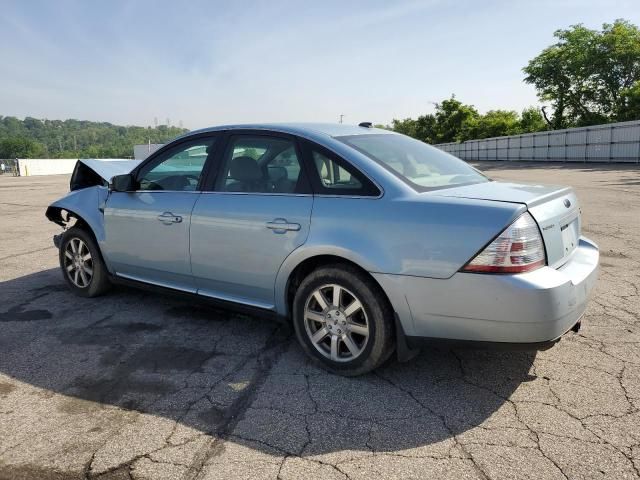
[274,194,525,315]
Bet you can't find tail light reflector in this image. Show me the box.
[462,212,546,274]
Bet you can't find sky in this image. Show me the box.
[1,0,639,130]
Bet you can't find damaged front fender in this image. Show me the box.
[45,159,138,272]
[45,186,114,272]
[45,186,109,242]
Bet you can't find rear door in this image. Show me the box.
[104,135,218,291]
[190,132,313,309]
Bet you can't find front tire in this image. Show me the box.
[59,227,111,297]
[292,264,395,376]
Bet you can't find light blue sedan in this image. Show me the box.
[46,123,599,375]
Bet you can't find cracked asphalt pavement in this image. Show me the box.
[0,162,639,479]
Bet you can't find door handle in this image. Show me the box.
[266,218,301,233]
[157,212,183,225]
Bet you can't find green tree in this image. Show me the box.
[0,137,45,158]
[390,96,480,143]
[519,107,547,133]
[413,114,437,143]
[524,19,640,128]
[0,116,188,158]
[390,118,419,138]
[465,110,521,139]
[390,100,552,143]
[432,96,479,143]
[391,113,437,143]
[617,81,640,121]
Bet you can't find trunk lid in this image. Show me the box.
[431,181,581,267]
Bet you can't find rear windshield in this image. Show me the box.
[336,134,488,191]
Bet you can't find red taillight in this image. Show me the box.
[462,212,546,274]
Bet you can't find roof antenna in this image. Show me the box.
[358,122,373,128]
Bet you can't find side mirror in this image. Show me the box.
[110,174,137,192]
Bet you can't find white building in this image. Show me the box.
[134,143,164,160]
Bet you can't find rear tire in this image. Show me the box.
[59,227,111,297]
[292,264,395,376]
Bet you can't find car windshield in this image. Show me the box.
[337,134,489,191]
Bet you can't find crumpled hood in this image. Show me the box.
[429,181,572,208]
[69,159,141,191]
[46,159,139,234]
[78,159,140,181]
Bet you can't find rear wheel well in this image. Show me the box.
[285,255,394,320]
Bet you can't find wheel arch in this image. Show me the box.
[46,184,109,245]
[277,249,393,321]
[280,252,420,363]
[46,204,111,272]
[47,206,101,241]
[46,186,107,239]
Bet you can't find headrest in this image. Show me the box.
[229,156,262,182]
[269,166,288,182]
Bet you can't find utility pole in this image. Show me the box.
[339,114,344,124]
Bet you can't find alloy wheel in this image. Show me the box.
[303,284,370,362]
[63,237,93,288]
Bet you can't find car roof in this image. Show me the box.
[183,122,395,140]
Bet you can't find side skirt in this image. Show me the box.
[109,274,284,323]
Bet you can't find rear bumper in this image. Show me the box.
[374,236,599,346]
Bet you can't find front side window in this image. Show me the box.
[138,137,216,191]
[216,136,304,194]
[337,134,488,191]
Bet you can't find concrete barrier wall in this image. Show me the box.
[435,119,640,163]
[16,159,131,176]
[17,159,79,176]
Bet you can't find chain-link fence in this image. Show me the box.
[435,119,640,163]
[0,159,20,176]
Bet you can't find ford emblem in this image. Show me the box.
[563,199,571,208]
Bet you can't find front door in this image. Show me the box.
[104,135,217,292]
[190,133,313,309]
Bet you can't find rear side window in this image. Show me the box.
[302,141,380,197]
[312,150,363,190]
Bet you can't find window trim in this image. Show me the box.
[299,139,382,198]
[202,130,312,195]
[130,132,221,193]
